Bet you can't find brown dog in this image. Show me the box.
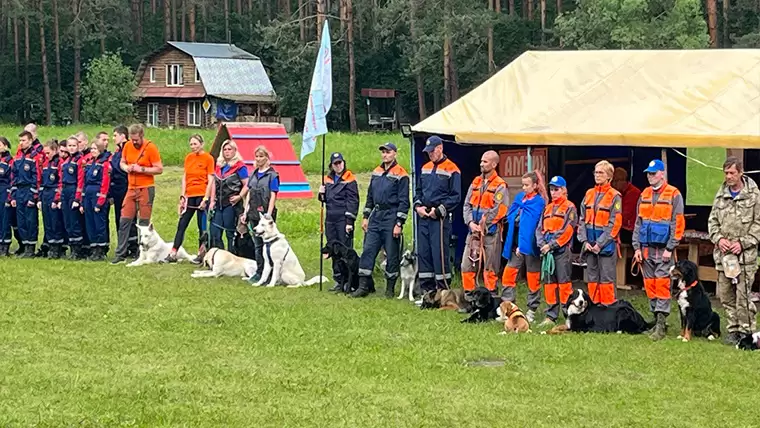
[499,301,531,333]
[421,288,466,311]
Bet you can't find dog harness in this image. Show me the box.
[264,236,289,266]
[506,306,526,321]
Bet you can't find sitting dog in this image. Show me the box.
[420,288,467,311]
[547,289,652,334]
[398,250,418,302]
[129,223,196,267]
[462,287,500,323]
[669,260,721,342]
[191,247,257,279]
[737,332,760,351]
[321,240,359,293]
[251,215,328,287]
[497,301,531,334]
[232,228,256,260]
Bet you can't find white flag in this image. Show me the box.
[301,21,333,160]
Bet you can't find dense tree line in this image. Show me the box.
[0,0,755,129]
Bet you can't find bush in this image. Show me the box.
[82,53,136,124]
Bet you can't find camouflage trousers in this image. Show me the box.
[717,268,758,334]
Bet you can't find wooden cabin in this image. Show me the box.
[134,42,278,128]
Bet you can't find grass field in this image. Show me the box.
[0,126,756,426]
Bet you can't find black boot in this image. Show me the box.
[76,245,90,260]
[0,244,8,257]
[650,312,667,341]
[14,243,24,256]
[18,245,35,259]
[68,244,80,260]
[350,277,372,298]
[48,244,61,259]
[328,283,344,293]
[34,244,49,258]
[385,280,397,298]
[90,247,105,261]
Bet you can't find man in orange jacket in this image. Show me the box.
[461,150,508,294]
[633,159,685,340]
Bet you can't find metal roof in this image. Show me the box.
[167,41,259,60]
[195,57,277,102]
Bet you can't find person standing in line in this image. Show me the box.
[578,160,623,305]
[166,134,215,262]
[708,156,760,346]
[58,137,87,260]
[110,126,138,259]
[244,146,280,283]
[612,167,642,244]
[38,139,66,259]
[81,138,112,261]
[111,124,163,264]
[0,136,13,256]
[318,152,360,292]
[209,139,249,252]
[9,131,44,258]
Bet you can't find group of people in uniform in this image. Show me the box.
[0,124,140,261]
[322,136,758,346]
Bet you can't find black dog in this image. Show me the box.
[670,260,721,342]
[321,240,360,293]
[461,287,499,323]
[737,332,760,350]
[550,289,652,334]
[232,230,256,260]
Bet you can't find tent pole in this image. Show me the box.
[527,146,533,171]
[661,148,668,182]
[410,134,417,255]
[319,134,326,292]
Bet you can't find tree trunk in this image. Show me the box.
[706,0,717,47]
[164,0,171,41]
[409,0,425,120]
[132,0,142,44]
[527,0,533,20]
[224,0,230,42]
[171,0,177,40]
[100,14,106,54]
[317,0,326,40]
[188,1,196,41]
[24,12,29,88]
[723,0,730,47]
[180,0,185,41]
[202,0,207,41]
[298,0,305,42]
[495,0,501,13]
[151,0,156,14]
[556,0,561,14]
[340,0,345,33]
[487,0,494,75]
[283,0,290,16]
[347,0,356,132]
[539,0,545,44]
[39,0,51,125]
[433,91,440,112]
[508,0,514,15]
[443,35,450,106]
[237,0,242,14]
[72,0,81,122]
[449,41,459,101]
[13,16,19,78]
[52,0,61,91]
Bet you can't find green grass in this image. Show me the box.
[1,166,759,427]
[0,124,407,174]
[685,147,726,206]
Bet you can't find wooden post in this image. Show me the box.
[527,146,533,171]
[661,148,668,182]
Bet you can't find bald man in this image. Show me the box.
[18,123,43,158]
[461,150,509,294]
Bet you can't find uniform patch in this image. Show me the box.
[23,163,30,171]
[495,192,503,201]
[93,169,99,177]
[0,168,4,175]
[615,201,621,210]
[49,173,56,181]
[569,211,575,221]
[68,166,74,174]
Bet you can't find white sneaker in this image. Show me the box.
[526,309,536,323]
[539,318,555,328]
[414,299,423,307]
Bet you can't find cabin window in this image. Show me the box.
[149,67,156,83]
[166,64,183,87]
[195,68,201,83]
[147,103,159,127]
[188,100,201,127]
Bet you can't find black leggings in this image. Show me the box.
[172,196,207,250]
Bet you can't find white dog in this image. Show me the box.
[191,247,257,279]
[398,250,418,302]
[250,215,328,287]
[128,223,195,267]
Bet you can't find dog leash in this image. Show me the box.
[541,252,555,283]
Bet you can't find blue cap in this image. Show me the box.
[644,159,665,173]
[423,136,443,153]
[330,152,344,163]
[378,142,397,152]
[549,176,567,188]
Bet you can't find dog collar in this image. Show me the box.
[507,307,524,320]
[684,281,698,290]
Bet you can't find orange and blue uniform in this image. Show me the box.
[414,155,461,292]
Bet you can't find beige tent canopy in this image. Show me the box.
[412,50,760,148]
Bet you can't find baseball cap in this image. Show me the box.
[549,176,567,188]
[330,152,344,163]
[644,159,665,173]
[423,136,443,153]
[378,142,398,152]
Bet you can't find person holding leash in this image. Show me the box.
[353,142,410,298]
[708,156,760,346]
[632,159,685,341]
[110,126,138,258]
[82,138,112,261]
[209,139,249,253]
[414,136,461,295]
[58,137,87,260]
[461,150,508,294]
[536,176,577,326]
[244,146,279,283]
[112,124,163,264]
[38,139,65,259]
[166,134,215,263]
[578,160,622,305]
[9,130,44,258]
[0,136,13,256]
[501,171,547,322]
[318,152,359,292]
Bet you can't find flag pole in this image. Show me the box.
[319,134,326,291]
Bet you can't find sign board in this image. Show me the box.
[499,148,548,201]
[202,98,211,113]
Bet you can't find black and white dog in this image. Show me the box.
[321,240,359,293]
[669,260,721,342]
[461,287,500,323]
[548,289,652,334]
[737,332,760,350]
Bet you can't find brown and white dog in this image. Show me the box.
[498,301,531,334]
[420,288,467,311]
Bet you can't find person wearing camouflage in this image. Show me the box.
[708,156,760,346]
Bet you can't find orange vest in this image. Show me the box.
[638,184,684,246]
[583,184,620,231]
[542,198,576,248]
[469,172,508,228]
